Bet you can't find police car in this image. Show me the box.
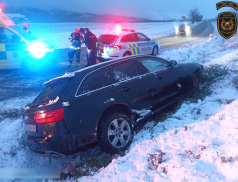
[0,10,54,73]
[97,25,160,61]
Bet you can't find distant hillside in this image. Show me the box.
[4,7,157,23]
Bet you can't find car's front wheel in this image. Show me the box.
[152,46,158,56]
[98,111,134,154]
[22,58,42,73]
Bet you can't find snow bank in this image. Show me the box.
[77,26,238,181]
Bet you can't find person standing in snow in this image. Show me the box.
[68,28,84,67]
[84,28,97,67]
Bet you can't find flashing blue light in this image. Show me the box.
[101,53,110,59]
[27,43,52,59]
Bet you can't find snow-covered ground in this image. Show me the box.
[1,23,238,181]
[15,22,180,49]
[77,27,238,181]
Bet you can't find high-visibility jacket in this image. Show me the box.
[69,32,83,49]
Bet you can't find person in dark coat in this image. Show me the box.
[84,28,97,66]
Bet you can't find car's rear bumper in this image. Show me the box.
[23,129,97,157]
[23,133,65,157]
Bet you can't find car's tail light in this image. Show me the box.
[34,108,64,123]
[109,45,122,50]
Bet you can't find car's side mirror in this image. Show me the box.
[169,60,177,67]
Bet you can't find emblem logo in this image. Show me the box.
[218,12,237,39]
[217,1,238,39]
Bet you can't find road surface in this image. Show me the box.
[157,21,214,49]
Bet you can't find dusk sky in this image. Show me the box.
[2,0,235,19]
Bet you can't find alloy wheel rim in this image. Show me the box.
[107,118,131,148]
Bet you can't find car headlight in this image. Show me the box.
[185,26,191,33]
[175,27,179,33]
[27,43,53,59]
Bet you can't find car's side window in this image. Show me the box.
[77,67,111,95]
[0,28,21,43]
[136,57,170,72]
[137,33,150,41]
[129,33,139,42]
[121,34,138,43]
[121,35,129,43]
[112,60,144,83]
[0,28,11,43]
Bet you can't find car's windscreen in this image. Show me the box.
[179,24,185,28]
[9,25,37,40]
[97,35,118,44]
[31,78,72,107]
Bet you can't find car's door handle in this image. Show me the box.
[156,75,163,80]
[121,87,131,92]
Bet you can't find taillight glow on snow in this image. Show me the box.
[34,108,64,123]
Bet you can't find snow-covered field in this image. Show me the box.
[1,23,238,181]
[16,22,180,49]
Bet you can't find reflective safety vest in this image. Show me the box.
[69,32,83,50]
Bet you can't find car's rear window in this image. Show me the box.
[97,34,118,44]
[31,78,73,107]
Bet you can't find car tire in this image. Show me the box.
[193,71,201,89]
[22,58,42,74]
[152,46,158,56]
[98,111,134,154]
[123,52,131,57]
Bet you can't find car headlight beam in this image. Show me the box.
[27,43,52,59]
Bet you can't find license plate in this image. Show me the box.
[25,124,36,132]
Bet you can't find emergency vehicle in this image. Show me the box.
[175,23,192,36]
[0,10,54,72]
[97,25,160,61]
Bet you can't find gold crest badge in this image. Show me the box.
[218,12,237,39]
[217,1,238,39]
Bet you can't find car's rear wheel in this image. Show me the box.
[152,46,158,56]
[123,52,131,57]
[98,111,134,154]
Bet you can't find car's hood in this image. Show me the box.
[28,39,54,49]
